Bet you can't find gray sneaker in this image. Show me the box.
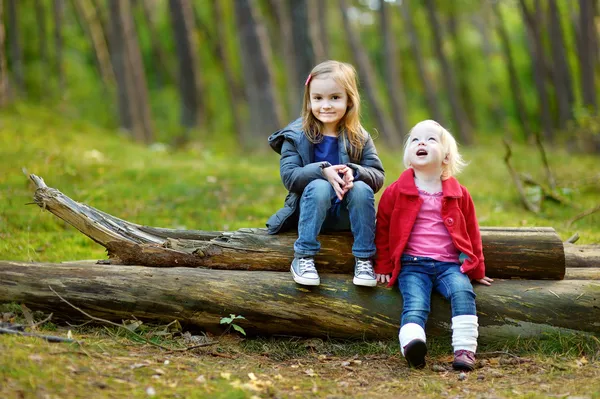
[353,258,377,287]
[290,257,320,286]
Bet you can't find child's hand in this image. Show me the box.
[475,276,493,286]
[340,166,354,195]
[376,273,391,284]
[322,165,348,200]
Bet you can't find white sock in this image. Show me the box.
[399,323,426,356]
[451,315,478,353]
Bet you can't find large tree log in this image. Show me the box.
[1,261,599,341]
[28,175,580,279]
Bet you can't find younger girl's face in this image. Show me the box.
[406,127,447,170]
[309,77,348,134]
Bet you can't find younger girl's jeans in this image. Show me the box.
[293,179,376,259]
[398,255,476,329]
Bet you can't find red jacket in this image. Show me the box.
[375,169,486,287]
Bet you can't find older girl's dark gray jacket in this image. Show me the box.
[266,118,385,234]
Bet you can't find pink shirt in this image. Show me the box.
[404,190,460,263]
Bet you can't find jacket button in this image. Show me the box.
[445,217,454,226]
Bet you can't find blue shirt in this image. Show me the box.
[314,136,339,165]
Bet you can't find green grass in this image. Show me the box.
[1,104,600,398]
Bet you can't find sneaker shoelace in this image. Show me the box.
[455,350,475,362]
[298,258,317,275]
[356,259,374,275]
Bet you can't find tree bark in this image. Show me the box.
[139,0,175,87]
[28,174,577,280]
[233,0,282,147]
[7,0,23,93]
[169,0,203,130]
[308,0,328,62]
[0,0,8,106]
[289,0,315,100]
[547,0,575,129]
[339,0,400,148]
[1,261,598,341]
[399,0,443,125]
[578,0,597,111]
[493,2,531,140]
[424,0,473,144]
[519,0,553,141]
[379,0,408,135]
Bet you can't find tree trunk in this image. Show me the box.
[107,0,154,143]
[269,0,298,119]
[492,2,531,139]
[548,0,575,129]
[379,0,408,135]
[53,0,65,94]
[578,0,597,111]
[338,0,400,148]
[7,0,23,93]
[72,0,115,87]
[28,174,578,280]
[308,0,328,62]
[233,0,282,147]
[0,0,8,106]
[169,0,203,130]
[212,0,243,137]
[290,0,315,100]
[519,0,553,141]
[1,261,598,341]
[35,0,49,90]
[399,0,443,125]
[423,0,472,144]
[139,0,175,87]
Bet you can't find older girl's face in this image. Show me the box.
[406,126,447,170]
[309,76,348,135]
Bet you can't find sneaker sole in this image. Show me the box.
[290,266,320,286]
[452,360,475,371]
[404,339,427,369]
[353,276,377,287]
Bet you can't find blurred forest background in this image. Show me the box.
[1,0,598,151]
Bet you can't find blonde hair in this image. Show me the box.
[301,60,366,161]
[403,120,467,179]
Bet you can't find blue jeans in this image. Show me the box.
[398,255,476,329]
[294,179,376,259]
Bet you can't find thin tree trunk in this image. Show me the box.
[548,0,575,129]
[7,0,23,93]
[579,0,597,111]
[270,0,298,119]
[3,262,599,341]
[168,0,203,130]
[424,0,472,144]
[34,0,49,89]
[0,0,8,106]
[53,0,65,94]
[519,0,553,141]
[493,2,531,139]
[139,0,175,87]
[471,6,504,126]
[72,0,115,87]
[447,2,476,128]
[399,1,443,125]
[289,0,315,109]
[339,0,400,148]
[212,0,243,137]
[233,0,282,147]
[122,0,154,143]
[308,0,327,62]
[379,0,408,135]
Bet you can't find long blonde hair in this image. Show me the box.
[403,120,467,180]
[301,60,366,161]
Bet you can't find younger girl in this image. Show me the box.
[267,60,385,287]
[374,120,492,371]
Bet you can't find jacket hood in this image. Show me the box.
[268,118,304,154]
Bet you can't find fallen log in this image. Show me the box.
[1,261,598,341]
[28,174,576,279]
[564,244,600,268]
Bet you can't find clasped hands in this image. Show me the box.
[322,165,354,201]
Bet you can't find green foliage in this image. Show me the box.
[220,314,247,336]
